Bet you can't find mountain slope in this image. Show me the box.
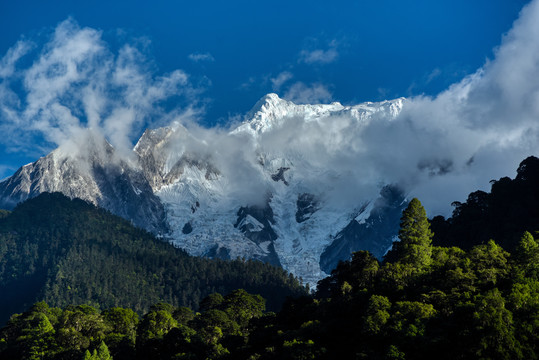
[0,132,167,235]
[0,192,306,325]
[0,94,407,284]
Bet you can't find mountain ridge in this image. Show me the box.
[0,94,407,284]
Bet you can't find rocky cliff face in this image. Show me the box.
[0,132,167,235]
[0,94,407,285]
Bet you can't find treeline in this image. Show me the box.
[432,156,539,251]
[279,200,539,359]
[0,289,267,360]
[0,193,306,325]
[2,197,538,359]
[2,157,539,358]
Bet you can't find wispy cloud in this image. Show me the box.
[270,71,293,91]
[283,82,332,104]
[377,0,539,214]
[0,164,15,181]
[0,18,203,158]
[299,39,339,64]
[0,40,33,78]
[426,68,442,83]
[407,67,444,95]
[239,76,257,90]
[188,52,215,62]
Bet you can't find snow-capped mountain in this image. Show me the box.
[0,131,168,235]
[0,94,406,285]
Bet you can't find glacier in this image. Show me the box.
[0,93,407,286]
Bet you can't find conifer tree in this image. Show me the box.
[83,342,112,360]
[387,198,433,268]
[514,231,539,278]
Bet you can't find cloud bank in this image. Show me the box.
[2,0,539,218]
[225,0,539,215]
[396,0,539,214]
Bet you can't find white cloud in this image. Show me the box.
[0,40,33,78]
[300,48,338,64]
[283,82,332,104]
[218,0,539,215]
[426,68,441,83]
[239,76,256,90]
[270,71,293,91]
[394,0,539,214]
[299,40,339,65]
[0,18,202,158]
[188,52,215,62]
[3,0,539,220]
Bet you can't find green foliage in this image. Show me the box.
[363,295,391,335]
[102,307,138,347]
[2,227,539,359]
[222,289,265,329]
[514,231,539,279]
[0,288,264,360]
[431,156,539,252]
[468,240,510,288]
[390,301,436,339]
[198,293,225,313]
[138,308,179,343]
[317,251,379,297]
[83,341,112,360]
[243,199,539,359]
[473,288,520,359]
[0,193,307,325]
[386,198,433,268]
[281,338,323,359]
[173,307,195,326]
[2,156,539,359]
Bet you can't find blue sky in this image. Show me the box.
[0,0,530,179]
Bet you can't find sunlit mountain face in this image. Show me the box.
[0,94,408,285]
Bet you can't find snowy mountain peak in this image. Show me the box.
[257,92,287,107]
[234,93,296,136]
[0,94,410,286]
[233,93,406,137]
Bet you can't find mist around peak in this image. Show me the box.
[2,2,539,217]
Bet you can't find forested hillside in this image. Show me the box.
[0,193,306,325]
[1,157,539,359]
[1,196,538,359]
[431,156,539,251]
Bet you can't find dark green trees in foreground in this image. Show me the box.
[305,199,539,359]
[0,290,267,360]
[3,157,539,359]
[2,197,539,359]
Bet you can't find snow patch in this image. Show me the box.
[238,215,265,232]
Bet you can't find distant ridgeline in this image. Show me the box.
[431,156,539,251]
[0,193,307,326]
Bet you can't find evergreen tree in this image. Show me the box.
[83,342,112,360]
[387,198,433,268]
[0,192,307,325]
[514,231,539,279]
